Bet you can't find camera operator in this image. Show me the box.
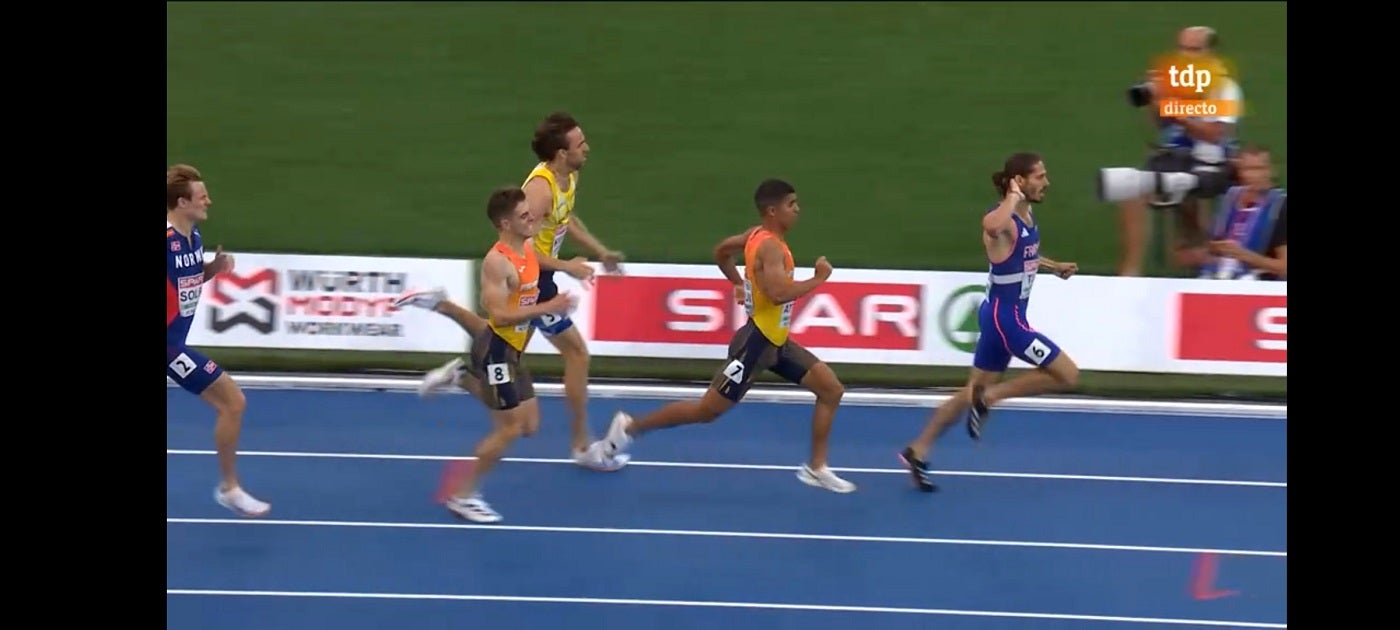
[1110,26,1243,276]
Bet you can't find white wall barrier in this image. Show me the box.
[186,252,473,353]
[183,254,1284,377]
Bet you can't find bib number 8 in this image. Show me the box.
[486,362,512,385]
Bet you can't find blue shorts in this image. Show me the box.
[971,297,1062,373]
[167,345,225,395]
[528,271,574,336]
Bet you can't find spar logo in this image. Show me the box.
[938,284,985,353]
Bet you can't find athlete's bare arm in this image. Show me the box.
[982,185,1022,260]
[564,215,614,259]
[537,251,595,282]
[753,238,828,304]
[712,228,756,286]
[982,191,1020,238]
[480,251,570,326]
[522,178,554,223]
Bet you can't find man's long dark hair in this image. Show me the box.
[991,152,1042,197]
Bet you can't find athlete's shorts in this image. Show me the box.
[971,297,1062,373]
[528,271,574,337]
[469,329,536,411]
[710,320,820,403]
[167,345,225,395]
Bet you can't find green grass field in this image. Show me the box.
[167,1,1287,399]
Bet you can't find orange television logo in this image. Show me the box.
[1151,53,1239,119]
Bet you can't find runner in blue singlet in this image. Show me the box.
[898,152,1083,492]
[166,164,270,517]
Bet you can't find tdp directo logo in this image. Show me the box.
[1150,52,1238,119]
[206,268,279,334]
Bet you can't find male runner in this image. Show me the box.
[898,153,1081,492]
[416,112,624,469]
[432,186,587,522]
[165,164,270,517]
[591,179,856,494]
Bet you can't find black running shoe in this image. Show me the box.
[898,447,938,492]
[966,384,990,441]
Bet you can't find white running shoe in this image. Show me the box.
[393,287,447,311]
[446,493,502,523]
[602,411,634,456]
[573,443,631,471]
[419,357,466,398]
[215,485,271,517]
[797,464,857,494]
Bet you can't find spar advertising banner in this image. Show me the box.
[185,252,473,353]
[528,262,1286,377]
[524,263,933,365]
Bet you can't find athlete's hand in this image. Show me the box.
[1054,262,1078,279]
[814,256,833,281]
[566,257,596,288]
[207,246,235,276]
[601,250,626,274]
[1208,240,1246,259]
[1006,177,1024,200]
[544,291,579,315]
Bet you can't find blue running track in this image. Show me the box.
[166,385,1287,629]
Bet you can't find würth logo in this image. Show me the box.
[207,268,279,334]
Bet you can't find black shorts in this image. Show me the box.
[709,320,820,403]
[468,329,536,411]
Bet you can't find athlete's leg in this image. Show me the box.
[393,287,489,336]
[905,368,1002,459]
[981,351,1080,406]
[770,344,855,493]
[443,333,534,523]
[448,399,533,500]
[543,323,592,453]
[616,388,737,441]
[966,326,1079,437]
[393,287,491,396]
[598,323,769,457]
[899,302,1011,491]
[169,346,270,516]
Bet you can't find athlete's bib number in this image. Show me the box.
[551,223,567,258]
[1023,338,1051,366]
[485,362,512,386]
[722,359,746,384]
[169,353,197,378]
[1020,261,1038,300]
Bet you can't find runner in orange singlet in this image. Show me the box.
[401,187,594,523]
[590,179,856,493]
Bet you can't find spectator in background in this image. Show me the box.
[1116,26,1243,276]
[1177,145,1286,280]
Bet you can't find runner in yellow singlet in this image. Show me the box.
[590,179,857,494]
[518,112,625,467]
[412,112,625,471]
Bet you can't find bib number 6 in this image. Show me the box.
[486,362,512,386]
